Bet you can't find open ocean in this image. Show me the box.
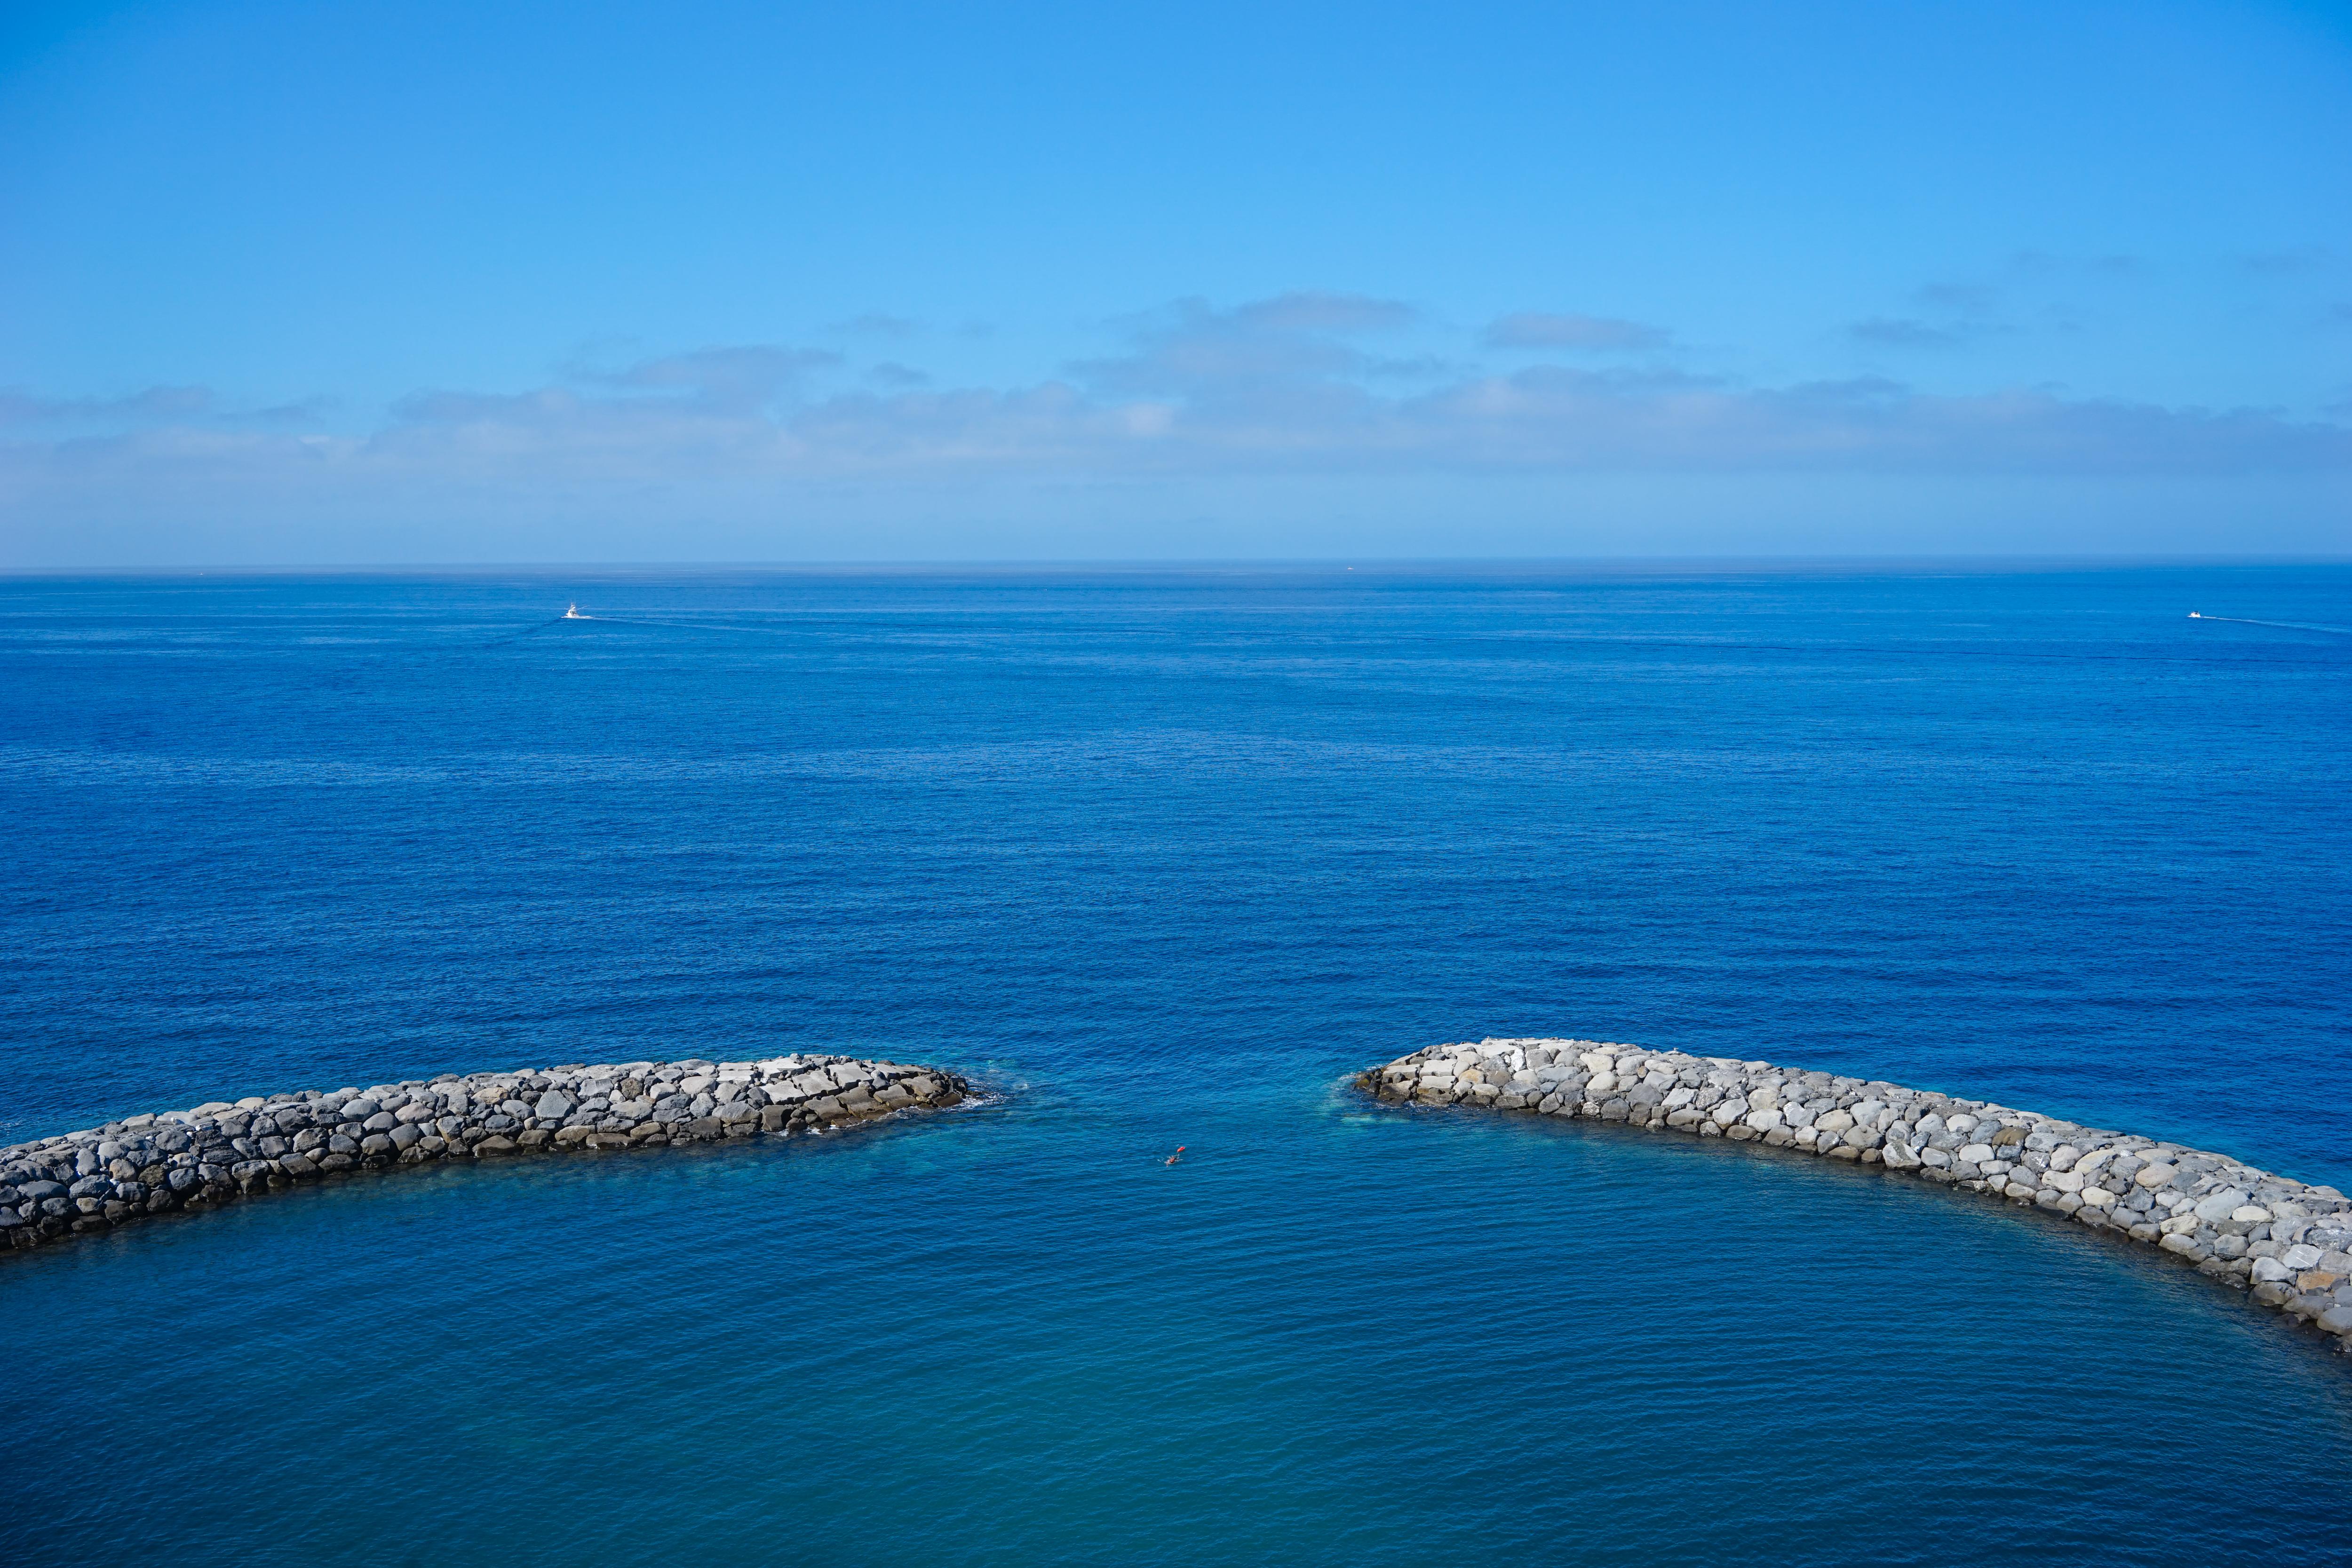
[4,562,2350,1565]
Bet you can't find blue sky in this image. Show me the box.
[3,0,2349,563]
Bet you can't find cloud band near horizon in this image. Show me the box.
[5,294,2349,559]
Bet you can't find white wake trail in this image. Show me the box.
[2186,612,2352,636]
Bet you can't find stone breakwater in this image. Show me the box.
[2,1053,971,1254]
[1363,1038,2352,1353]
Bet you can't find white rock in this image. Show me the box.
[1958,1143,1995,1163]
[2192,1188,2250,1222]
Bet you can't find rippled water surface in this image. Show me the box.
[5,564,2351,1564]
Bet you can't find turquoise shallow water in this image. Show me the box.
[4,564,2351,1563]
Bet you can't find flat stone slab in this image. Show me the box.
[2,1054,972,1255]
[1363,1036,2352,1355]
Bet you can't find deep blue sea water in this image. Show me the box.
[4,563,2350,1565]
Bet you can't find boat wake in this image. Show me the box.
[2186,612,2352,636]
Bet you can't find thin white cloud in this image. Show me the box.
[17,361,2345,488]
[1913,282,1999,315]
[563,345,842,412]
[835,313,920,337]
[1484,313,1668,352]
[0,385,213,424]
[1075,294,1417,396]
[250,395,340,423]
[2240,245,2336,275]
[2007,250,2144,277]
[1849,279,2017,350]
[1849,317,1964,349]
[4,295,2347,549]
[1222,292,1417,334]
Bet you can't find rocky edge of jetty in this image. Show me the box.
[1363,1037,2352,1352]
[3,1053,970,1253]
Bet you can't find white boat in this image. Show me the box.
[564,603,584,619]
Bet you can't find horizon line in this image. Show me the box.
[7,551,2352,578]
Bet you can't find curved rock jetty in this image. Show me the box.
[3,1053,971,1254]
[1363,1037,2352,1352]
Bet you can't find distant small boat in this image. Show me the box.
[2188,612,2201,618]
[564,603,584,619]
